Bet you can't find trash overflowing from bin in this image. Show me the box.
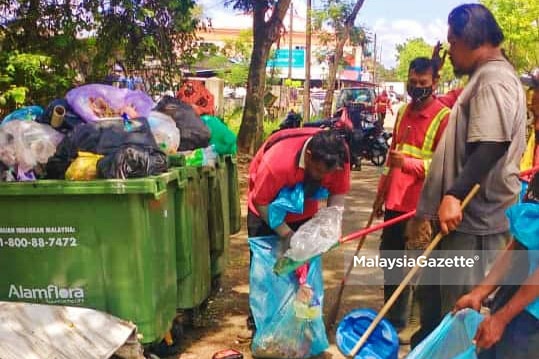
[0,81,237,181]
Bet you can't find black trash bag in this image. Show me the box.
[44,122,104,178]
[97,145,167,179]
[37,99,85,133]
[154,96,211,151]
[94,117,158,154]
[45,118,160,179]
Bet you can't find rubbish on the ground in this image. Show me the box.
[0,301,137,359]
[336,308,398,359]
[284,206,343,261]
[249,236,328,358]
[212,348,243,359]
[406,309,484,359]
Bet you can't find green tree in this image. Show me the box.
[0,0,200,113]
[224,0,292,154]
[312,0,367,117]
[395,37,453,85]
[481,0,539,71]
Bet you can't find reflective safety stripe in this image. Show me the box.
[422,107,450,154]
[396,106,450,161]
[394,105,408,138]
[401,144,430,159]
[423,159,432,176]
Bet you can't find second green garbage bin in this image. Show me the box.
[0,172,179,344]
[175,166,211,309]
[206,157,230,279]
[225,155,241,234]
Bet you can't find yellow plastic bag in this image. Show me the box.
[520,131,535,172]
[65,151,104,180]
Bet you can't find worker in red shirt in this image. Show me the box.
[246,127,350,331]
[373,57,450,343]
[375,90,394,129]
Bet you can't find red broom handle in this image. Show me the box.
[339,210,416,244]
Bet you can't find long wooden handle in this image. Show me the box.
[347,184,481,358]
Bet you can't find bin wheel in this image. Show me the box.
[145,318,183,358]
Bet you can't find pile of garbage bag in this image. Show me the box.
[0,83,237,181]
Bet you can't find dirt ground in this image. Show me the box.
[172,110,409,359]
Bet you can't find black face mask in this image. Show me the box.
[407,85,433,103]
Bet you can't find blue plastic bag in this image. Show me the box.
[406,309,484,359]
[249,236,329,358]
[1,106,43,125]
[268,183,329,229]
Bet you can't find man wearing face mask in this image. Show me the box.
[373,57,450,343]
[246,127,350,332]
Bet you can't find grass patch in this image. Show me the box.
[223,107,282,140]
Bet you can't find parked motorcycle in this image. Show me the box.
[276,103,391,170]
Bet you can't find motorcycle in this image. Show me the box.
[276,103,391,170]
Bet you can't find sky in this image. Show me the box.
[199,0,479,68]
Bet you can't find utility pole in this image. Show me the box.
[288,2,294,80]
[373,33,377,84]
[303,0,311,123]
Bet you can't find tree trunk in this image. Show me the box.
[237,0,292,155]
[321,0,366,118]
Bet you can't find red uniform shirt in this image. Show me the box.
[380,98,450,212]
[248,128,351,223]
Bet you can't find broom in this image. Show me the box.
[346,184,480,358]
[324,126,411,328]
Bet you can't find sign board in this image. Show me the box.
[267,49,305,69]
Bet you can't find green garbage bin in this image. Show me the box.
[175,166,211,309]
[206,157,230,279]
[225,155,241,234]
[0,172,178,344]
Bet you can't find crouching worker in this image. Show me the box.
[454,173,539,358]
[246,128,350,357]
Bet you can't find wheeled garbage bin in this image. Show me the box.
[0,172,179,344]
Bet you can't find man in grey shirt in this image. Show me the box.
[411,4,527,347]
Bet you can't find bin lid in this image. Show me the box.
[0,171,178,196]
[336,308,399,359]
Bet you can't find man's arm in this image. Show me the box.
[474,266,539,349]
[255,204,293,238]
[454,240,517,312]
[438,141,509,234]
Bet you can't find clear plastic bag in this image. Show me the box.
[249,236,329,358]
[407,309,484,359]
[147,111,180,154]
[284,206,344,262]
[0,120,64,173]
